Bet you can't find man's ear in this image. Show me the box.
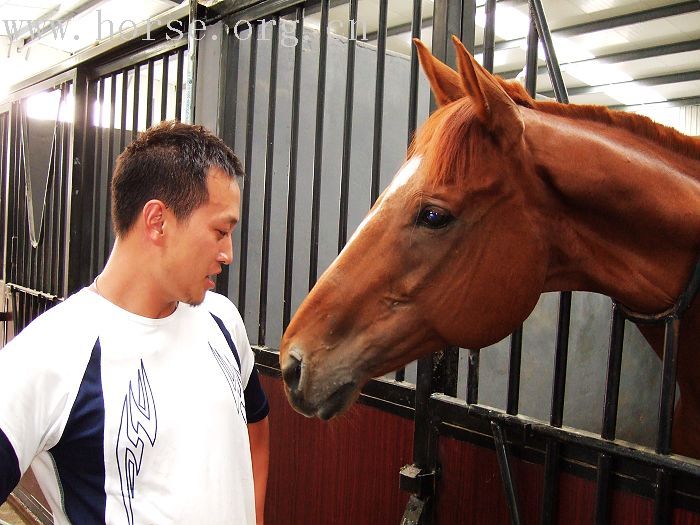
[142,200,167,243]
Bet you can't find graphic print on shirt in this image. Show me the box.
[209,343,247,423]
[115,360,157,525]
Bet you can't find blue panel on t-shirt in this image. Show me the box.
[50,338,106,523]
[0,426,20,504]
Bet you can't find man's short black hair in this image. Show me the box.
[111,120,245,236]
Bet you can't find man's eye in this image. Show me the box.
[416,207,453,229]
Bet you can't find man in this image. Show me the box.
[0,121,270,525]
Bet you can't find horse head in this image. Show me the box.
[279,37,551,419]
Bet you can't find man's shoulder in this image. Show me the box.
[201,291,244,326]
[6,288,101,355]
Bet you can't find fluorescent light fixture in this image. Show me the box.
[476,5,530,41]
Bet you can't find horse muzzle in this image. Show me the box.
[280,348,359,420]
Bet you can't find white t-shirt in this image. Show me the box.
[0,288,268,525]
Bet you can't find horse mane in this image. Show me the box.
[409,76,700,188]
[496,78,700,161]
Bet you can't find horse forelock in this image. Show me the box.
[408,99,490,189]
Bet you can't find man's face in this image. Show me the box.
[162,167,241,306]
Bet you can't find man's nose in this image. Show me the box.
[218,236,233,265]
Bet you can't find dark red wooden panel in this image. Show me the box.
[262,375,414,524]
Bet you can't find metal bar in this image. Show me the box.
[657,317,680,455]
[308,0,329,289]
[120,70,128,152]
[175,48,185,122]
[550,291,571,428]
[132,64,141,139]
[6,282,58,301]
[506,327,522,416]
[238,24,258,315]
[482,0,496,72]
[338,0,358,252]
[106,74,117,260]
[370,0,388,204]
[146,59,155,128]
[184,0,200,123]
[282,7,304,331]
[524,18,538,96]
[654,468,671,525]
[94,78,106,271]
[461,0,476,53]
[432,394,700,480]
[594,453,612,524]
[258,18,280,346]
[528,0,569,103]
[161,55,170,122]
[540,440,560,525]
[406,0,423,146]
[466,348,479,405]
[492,422,522,525]
[601,305,625,440]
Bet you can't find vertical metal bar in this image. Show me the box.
[282,8,304,331]
[550,291,571,428]
[338,0,359,252]
[528,0,568,103]
[594,305,625,525]
[540,440,560,525]
[409,354,438,525]
[653,468,671,525]
[94,78,106,272]
[601,305,626,440]
[461,0,476,53]
[506,327,522,415]
[657,317,680,455]
[184,0,200,124]
[132,64,141,138]
[466,347,479,404]
[105,74,117,262]
[120,70,128,152]
[594,453,612,524]
[238,24,259,316]
[161,54,169,122]
[541,291,571,525]
[370,0,388,204]
[175,48,185,122]
[258,18,279,346]
[524,19,538,96]
[146,59,155,129]
[492,422,522,525]
[482,0,496,72]
[406,0,422,145]
[308,0,330,289]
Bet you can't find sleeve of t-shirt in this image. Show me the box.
[0,312,85,504]
[227,306,269,423]
[205,293,270,423]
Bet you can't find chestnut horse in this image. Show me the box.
[279,36,700,457]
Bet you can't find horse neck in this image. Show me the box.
[522,108,700,314]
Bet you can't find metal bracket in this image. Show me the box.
[399,464,436,498]
[400,494,430,525]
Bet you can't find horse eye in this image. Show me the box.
[417,207,453,229]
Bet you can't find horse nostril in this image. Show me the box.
[282,353,303,394]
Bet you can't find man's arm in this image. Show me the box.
[248,416,270,525]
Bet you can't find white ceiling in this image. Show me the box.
[1,0,699,112]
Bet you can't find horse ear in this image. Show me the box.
[451,35,523,136]
[413,39,465,106]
